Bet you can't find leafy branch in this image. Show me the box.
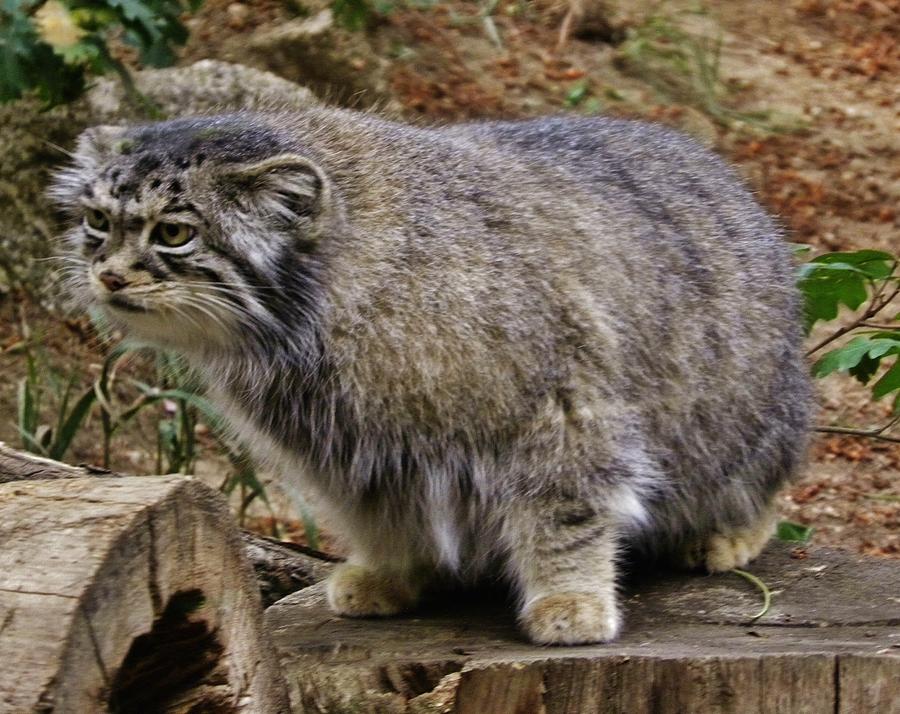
[1,0,201,106]
[799,248,900,443]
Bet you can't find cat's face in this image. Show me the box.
[52,115,329,353]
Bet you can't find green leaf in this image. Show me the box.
[813,336,900,379]
[17,376,34,444]
[131,382,222,425]
[565,82,589,107]
[107,0,161,37]
[776,520,813,543]
[798,269,867,332]
[872,359,900,400]
[848,352,881,385]
[17,353,41,442]
[56,41,102,67]
[797,249,897,331]
[297,501,320,550]
[808,250,894,280]
[49,385,97,461]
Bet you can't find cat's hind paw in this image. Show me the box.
[680,511,776,573]
[519,591,621,645]
[326,563,420,617]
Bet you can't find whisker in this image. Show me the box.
[175,294,242,329]
[39,255,89,266]
[176,293,268,339]
[178,279,282,292]
[41,139,75,158]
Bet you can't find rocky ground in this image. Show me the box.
[1,0,897,556]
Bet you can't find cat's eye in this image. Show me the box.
[84,208,109,233]
[151,222,196,248]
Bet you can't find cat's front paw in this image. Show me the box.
[326,563,420,617]
[519,591,621,645]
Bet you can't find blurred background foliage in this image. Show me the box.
[1,0,201,104]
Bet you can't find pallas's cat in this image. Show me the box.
[53,109,811,644]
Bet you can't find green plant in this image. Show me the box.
[776,520,814,543]
[799,248,900,442]
[730,568,771,621]
[16,350,96,460]
[94,344,220,471]
[1,0,201,106]
[15,338,320,546]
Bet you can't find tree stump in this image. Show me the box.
[266,543,900,713]
[3,444,899,713]
[0,474,290,713]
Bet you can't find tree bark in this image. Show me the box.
[0,442,335,605]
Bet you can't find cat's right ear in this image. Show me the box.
[217,154,331,228]
[74,125,127,167]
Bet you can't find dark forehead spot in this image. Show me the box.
[112,181,137,199]
[150,178,162,189]
[170,179,182,194]
[133,154,162,174]
[126,114,292,165]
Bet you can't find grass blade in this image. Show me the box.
[731,568,772,621]
[49,385,97,461]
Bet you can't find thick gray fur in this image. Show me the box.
[52,107,812,644]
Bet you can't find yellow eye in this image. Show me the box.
[152,222,196,248]
[85,208,109,232]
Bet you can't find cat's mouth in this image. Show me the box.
[107,294,150,313]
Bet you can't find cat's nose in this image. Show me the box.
[99,270,129,292]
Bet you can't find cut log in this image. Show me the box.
[0,475,291,713]
[266,543,900,713]
[0,442,335,606]
[240,532,337,607]
[0,443,117,483]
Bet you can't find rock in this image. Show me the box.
[228,7,392,105]
[534,0,638,45]
[226,2,251,30]
[0,60,317,304]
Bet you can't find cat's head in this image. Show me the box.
[51,114,332,354]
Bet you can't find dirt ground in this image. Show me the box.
[2,0,897,557]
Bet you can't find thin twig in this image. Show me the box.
[815,425,900,444]
[865,493,900,503]
[858,322,900,330]
[806,282,900,357]
[841,411,900,436]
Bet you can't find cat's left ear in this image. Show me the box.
[219,154,330,225]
